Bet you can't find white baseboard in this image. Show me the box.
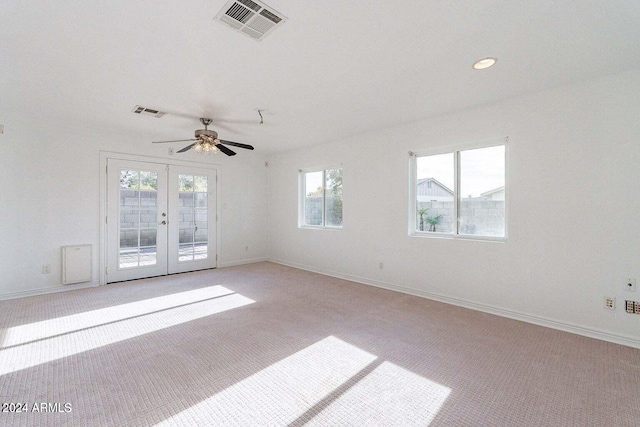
[219,257,269,268]
[0,281,100,301]
[0,258,268,300]
[269,258,640,349]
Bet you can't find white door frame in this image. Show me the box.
[99,151,221,285]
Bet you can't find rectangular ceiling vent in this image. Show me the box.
[214,0,287,41]
[132,105,165,118]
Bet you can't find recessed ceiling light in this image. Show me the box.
[473,57,497,70]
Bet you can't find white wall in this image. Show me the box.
[0,123,268,298]
[267,70,640,346]
[2,70,638,345]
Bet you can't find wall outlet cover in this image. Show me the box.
[604,296,615,310]
[625,300,635,313]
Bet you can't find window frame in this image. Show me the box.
[409,138,508,242]
[298,167,343,230]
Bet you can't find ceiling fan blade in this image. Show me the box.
[219,140,254,150]
[216,144,237,156]
[152,139,197,144]
[177,143,196,153]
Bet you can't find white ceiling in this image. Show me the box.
[2,0,639,154]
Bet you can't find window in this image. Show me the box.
[411,141,506,239]
[300,168,343,228]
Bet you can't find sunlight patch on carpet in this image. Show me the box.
[307,361,451,425]
[2,285,236,348]
[155,336,378,426]
[154,336,450,426]
[0,289,253,376]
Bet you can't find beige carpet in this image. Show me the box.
[0,262,638,426]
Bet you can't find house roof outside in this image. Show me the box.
[481,186,505,197]
[417,178,453,194]
[417,182,506,201]
[417,178,453,202]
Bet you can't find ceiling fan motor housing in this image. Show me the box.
[195,129,218,140]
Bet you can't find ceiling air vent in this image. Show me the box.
[214,0,287,41]
[132,105,165,118]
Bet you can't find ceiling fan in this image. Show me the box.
[152,118,254,156]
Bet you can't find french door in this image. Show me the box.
[106,159,217,283]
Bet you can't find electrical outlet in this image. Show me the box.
[635,301,640,314]
[42,264,51,274]
[626,300,635,313]
[604,296,615,310]
[624,278,636,292]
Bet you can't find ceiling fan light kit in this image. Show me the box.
[193,135,221,155]
[192,119,220,154]
[193,143,218,154]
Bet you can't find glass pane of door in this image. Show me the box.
[177,174,208,262]
[118,169,159,268]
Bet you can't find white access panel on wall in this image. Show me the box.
[62,245,92,284]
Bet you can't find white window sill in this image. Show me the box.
[299,226,343,231]
[411,232,506,243]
